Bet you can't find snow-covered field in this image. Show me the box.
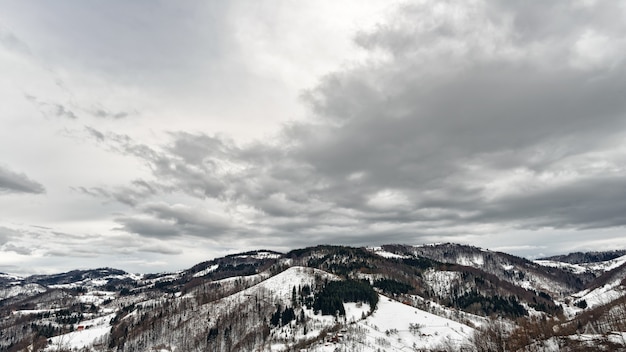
[308,294,474,351]
[572,277,626,309]
[0,283,47,300]
[535,254,626,275]
[192,264,219,278]
[44,313,116,351]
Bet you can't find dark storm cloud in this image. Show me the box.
[87,1,626,247]
[0,165,45,194]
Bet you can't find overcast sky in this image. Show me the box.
[1,0,626,275]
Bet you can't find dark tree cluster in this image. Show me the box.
[374,279,413,295]
[455,291,527,318]
[313,280,378,316]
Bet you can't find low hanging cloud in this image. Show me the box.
[0,165,45,194]
[84,0,626,249]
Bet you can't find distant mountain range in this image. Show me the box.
[2,243,625,351]
[540,250,626,264]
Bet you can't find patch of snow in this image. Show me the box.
[501,264,515,271]
[534,260,588,274]
[0,273,23,280]
[309,294,474,351]
[77,290,116,305]
[423,269,461,297]
[0,283,46,300]
[574,278,626,309]
[253,266,336,302]
[368,247,409,259]
[13,308,62,315]
[584,254,626,272]
[457,254,484,267]
[235,251,282,260]
[45,313,116,351]
[193,264,219,278]
[536,254,626,275]
[344,302,371,323]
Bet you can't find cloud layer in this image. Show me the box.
[0,165,45,194]
[1,0,626,274]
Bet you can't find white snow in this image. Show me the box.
[501,264,515,271]
[192,264,219,278]
[344,302,371,323]
[368,247,409,259]
[535,254,626,275]
[0,283,46,300]
[423,269,461,297]
[309,294,474,351]
[0,273,23,280]
[44,313,116,351]
[77,290,116,305]
[235,251,282,260]
[573,278,626,309]
[251,266,336,302]
[13,308,61,315]
[585,254,626,272]
[457,254,484,267]
[534,260,589,274]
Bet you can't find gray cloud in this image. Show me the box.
[114,201,233,240]
[26,95,134,122]
[0,25,31,55]
[75,179,158,207]
[138,244,183,255]
[93,109,129,119]
[115,216,182,239]
[0,227,13,245]
[85,126,105,142]
[85,0,626,249]
[2,243,33,255]
[0,165,45,194]
[24,94,78,119]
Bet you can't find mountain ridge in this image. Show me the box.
[1,243,625,351]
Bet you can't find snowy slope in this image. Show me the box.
[0,283,46,300]
[193,264,219,278]
[535,254,626,276]
[572,278,626,309]
[308,294,475,352]
[44,313,115,351]
[368,246,410,259]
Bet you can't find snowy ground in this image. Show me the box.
[368,246,410,259]
[535,254,626,275]
[44,313,116,351]
[309,294,475,352]
[0,283,47,300]
[423,269,462,297]
[571,277,626,309]
[192,264,219,277]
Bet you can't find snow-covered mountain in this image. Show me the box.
[1,245,625,351]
